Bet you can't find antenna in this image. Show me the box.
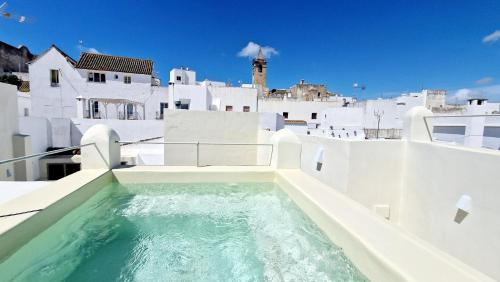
[1,2,28,23]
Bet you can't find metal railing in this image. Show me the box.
[116,140,274,167]
[0,143,94,165]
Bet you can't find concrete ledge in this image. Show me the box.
[112,165,276,183]
[0,166,493,281]
[275,169,494,282]
[0,169,112,261]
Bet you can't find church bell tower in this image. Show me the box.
[252,48,267,90]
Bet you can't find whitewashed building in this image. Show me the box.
[167,68,258,112]
[28,45,168,121]
[431,98,500,149]
[303,90,438,139]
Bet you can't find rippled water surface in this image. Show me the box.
[0,182,368,282]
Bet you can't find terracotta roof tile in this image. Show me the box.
[75,52,153,75]
[284,120,307,125]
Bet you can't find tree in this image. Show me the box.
[0,74,22,87]
[374,110,384,139]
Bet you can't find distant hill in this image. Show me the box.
[0,41,35,74]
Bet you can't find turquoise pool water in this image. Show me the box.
[0,182,368,281]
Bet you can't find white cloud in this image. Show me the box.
[84,47,99,54]
[475,76,494,85]
[482,30,500,43]
[77,42,100,54]
[448,84,500,103]
[237,42,278,59]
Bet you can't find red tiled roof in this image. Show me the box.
[75,52,153,75]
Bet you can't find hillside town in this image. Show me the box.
[1,40,500,180]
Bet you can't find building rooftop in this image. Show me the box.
[75,52,153,75]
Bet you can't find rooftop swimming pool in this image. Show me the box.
[0,181,368,281]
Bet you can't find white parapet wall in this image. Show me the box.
[399,141,500,280]
[163,110,279,166]
[0,83,19,181]
[296,105,500,280]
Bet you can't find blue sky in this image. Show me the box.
[1,0,499,101]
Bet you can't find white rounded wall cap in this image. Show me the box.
[404,106,433,120]
[271,128,301,144]
[81,124,120,145]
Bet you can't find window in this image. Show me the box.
[127,104,134,115]
[88,72,106,83]
[176,75,181,81]
[317,92,321,98]
[243,106,250,112]
[311,113,317,119]
[226,105,233,111]
[114,74,119,79]
[50,69,59,86]
[160,102,169,112]
[282,112,288,119]
[258,64,263,73]
[175,99,190,110]
[124,76,131,84]
[47,163,81,180]
[92,101,99,114]
[92,101,99,119]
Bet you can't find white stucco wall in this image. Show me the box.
[144,86,169,120]
[258,100,344,125]
[70,118,164,146]
[297,118,500,280]
[17,92,31,117]
[18,116,52,180]
[399,141,500,280]
[0,83,19,181]
[299,135,404,221]
[169,68,196,85]
[208,85,257,112]
[360,93,426,130]
[167,84,208,111]
[163,111,275,166]
[29,47,81,119]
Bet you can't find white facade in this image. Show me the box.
[28,47,80,119]
[28,46,169,121]
[169,68,196,85]
[429,99,500,150]
[316,107,365,139]
[17,92,31,117]
[360,92,427,129]
[167,68,258,112]
[258,100,345,126]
